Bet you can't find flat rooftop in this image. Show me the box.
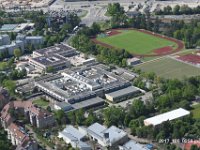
[0,24,18,31]
[36,76,96,103]
[72,97,104,110]
[144,108,190,126]
[62,65,129,91]
[105,86,140,98]
[31,55,67,66]
[104,126,127,144]
[87,123,127,145]
[59,125,86,141]
[34,43,76,56]
[0,23,35,32]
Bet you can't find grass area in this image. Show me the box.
[33,99,49,108]
[135,57,200,79]
[97,29,177,55]
[141,56,162,62]
[79,10,88,18]
[0,61,9,71]
[192,103,200,119]
[98,21,111,31]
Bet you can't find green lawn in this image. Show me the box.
[97,30,176,55]
[192,104,200,119]
[135,57,200,79]
[33,99,49,108]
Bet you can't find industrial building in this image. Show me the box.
[26,44,143,111]
[35,63,130,103]
[29,55,71,72]
[30,43,77,72]
[30,43,96,72]
[33,62,143,111]
[54,101,73,111]
[32,43,77,58]
[105,86,141,103]
[144,108,190,126]
[87,122,128,147]
[53,97,104,112]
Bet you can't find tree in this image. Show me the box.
[46,66,55,73]
[0,62,9,71]
[173,5,180,15]
[75,109,85,125]
[190,145,200,150]
[54,110,66,125]
[14,48,22,59]
[2,80,16,95]
[0,129,13,150]
[91,22,101,35]
[107,3,124,16]
[85,110,98,126]
[103,106,125,127]
[128,99,146,119]
[129,119,139,135]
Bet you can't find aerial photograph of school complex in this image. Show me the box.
[0,0,200,150]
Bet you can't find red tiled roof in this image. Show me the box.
[8,123,26,141]
[184,141,200,150]
[1,100,51,126]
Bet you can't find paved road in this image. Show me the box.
[49,0,200,26]
[4,0,200,26]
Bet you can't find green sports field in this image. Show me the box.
[135,57,200,79]
[97,30,177,55]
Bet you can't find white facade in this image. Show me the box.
[87,123,128,147]
[144,108,190,126]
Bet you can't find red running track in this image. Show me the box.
[178,54,200,64]
[92,28,185,57]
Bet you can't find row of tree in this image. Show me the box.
[106,3,200,49]
[155,5,200,15]
[100,76,200,150]
[70,23,132,67]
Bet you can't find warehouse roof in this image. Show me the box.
[87,123,127,145]
[72,97,104,110]
[87,122,106,138]
[144,108,190,126]
[104,126,127,144]
[31,55,67,66]
[0,24,18,31]
[105,86,140,98]
[59,125,86,141]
